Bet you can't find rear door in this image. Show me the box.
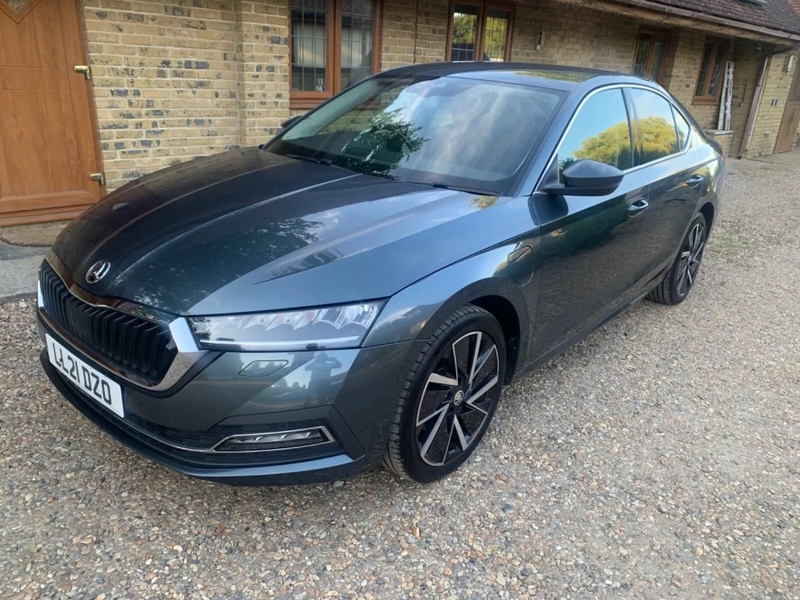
[531,87,649,357]
[627,88,706,287]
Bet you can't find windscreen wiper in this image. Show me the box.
[429,182,499,196]
[284,153,333,166]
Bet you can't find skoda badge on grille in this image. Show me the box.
[85,260,111,284]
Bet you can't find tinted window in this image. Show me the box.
[558,89,632,177]
[274,75,562,194]
[673,106,691,149]
[629,88,680,165]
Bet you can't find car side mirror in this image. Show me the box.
[541,159,624,197]
[281,115,302,129]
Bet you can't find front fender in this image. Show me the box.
[363,245,534,370]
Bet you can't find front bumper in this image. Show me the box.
[38,311,423,485]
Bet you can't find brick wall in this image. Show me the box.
[82,0,796,190]
[661,29,722,129]
[83,1,241,190]
[511,0,637,72]
[234,1,291,147]
[380,0,448,69]
[747,50,800,157]
[381,0,416,69]
[83,0,289,190]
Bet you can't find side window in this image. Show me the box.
[558,89,632,179]
[629,88,680,165]
[673,106,691,150]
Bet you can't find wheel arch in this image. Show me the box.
[469,295,522,384]
[699,202,715,233]
[363,245,532,383]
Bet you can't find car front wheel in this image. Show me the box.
[649,213,707,305]
[385,305,506,483]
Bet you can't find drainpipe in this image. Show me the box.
[412,0,420,63]
[738,55,770,158]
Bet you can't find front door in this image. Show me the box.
[531,88,649,358]
[774,64,800,154]
[0,0,103,226]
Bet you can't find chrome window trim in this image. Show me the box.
[40,254,206,392]
[535,83,693,192]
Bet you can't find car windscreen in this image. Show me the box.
[266,74,564,195]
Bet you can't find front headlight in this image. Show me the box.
[188,302,382,351]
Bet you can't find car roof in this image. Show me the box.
[380,62,658,94]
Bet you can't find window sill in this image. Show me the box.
[692,97,719,106]
[290,98,325,110]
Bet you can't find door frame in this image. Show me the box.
[73,0,106,202]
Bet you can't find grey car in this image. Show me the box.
[37,63,724,484]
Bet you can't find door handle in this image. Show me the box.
[627,199,649,216]
[74,65,92,80]
[685,175,704,188]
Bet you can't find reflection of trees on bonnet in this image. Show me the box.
[470,195,499,209]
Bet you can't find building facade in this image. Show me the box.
[0,0,799,225]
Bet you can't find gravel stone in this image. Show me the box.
[1,154,799,599]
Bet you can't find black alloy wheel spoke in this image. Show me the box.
[415,331,500,466]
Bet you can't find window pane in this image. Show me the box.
[695,42,714,97]
[630,88,679,165]
[673,106,691,150]
[341,0,374,89]
[558,89,632,176]
[277,76,562,194]
[483,8,510,61]
[648,35,667,81]
[707,43,726,97]
[633,33,651,77]
[451,4,479,61]
[291,0,327,92]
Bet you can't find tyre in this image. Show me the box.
[649,213,707,305]
[385,305,506,483]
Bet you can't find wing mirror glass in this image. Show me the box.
[541,159,624,197]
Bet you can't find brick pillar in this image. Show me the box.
[234,0,292,147]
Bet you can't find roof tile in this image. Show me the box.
[643,0,800,35]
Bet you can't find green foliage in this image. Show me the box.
[637,115,679,162]
[452,14,476,45]
[572,121,632,168]
[560,115,677,171]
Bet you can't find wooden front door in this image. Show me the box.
[775,64,800,154]
[0,0,103,226]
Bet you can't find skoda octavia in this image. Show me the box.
[38,63,724,484]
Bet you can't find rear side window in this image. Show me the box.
[673,106,691,150]
[557,88,632,179]
[629,88,680,166]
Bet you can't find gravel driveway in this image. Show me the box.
[1,153,799,600]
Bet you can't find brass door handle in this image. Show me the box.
[74,65,91,80]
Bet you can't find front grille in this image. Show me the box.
[40,262,176,384]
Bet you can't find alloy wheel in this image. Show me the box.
[415,331,500,467]
[677,222,706,297]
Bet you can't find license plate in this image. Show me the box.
[46,334,124,418]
